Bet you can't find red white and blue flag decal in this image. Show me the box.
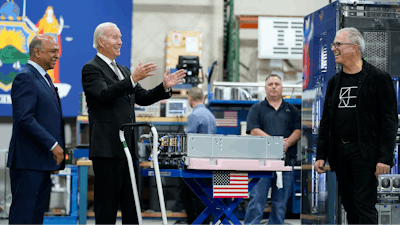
[213,171,248,198]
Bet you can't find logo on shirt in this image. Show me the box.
[338,86,357,108]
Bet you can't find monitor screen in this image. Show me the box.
[169,102,185,114]
[166,99,192,117]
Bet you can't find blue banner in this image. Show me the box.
[0,0,132,117]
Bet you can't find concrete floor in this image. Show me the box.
[0,217,302,224]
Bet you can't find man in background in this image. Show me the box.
[8,34,65,224]
[314,27,397,224]
[176,86,216,224]
[244,74,301,224]
[82,22,185,224]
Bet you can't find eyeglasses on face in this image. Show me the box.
[330,42,354,48]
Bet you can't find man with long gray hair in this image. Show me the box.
[315,27,398,224]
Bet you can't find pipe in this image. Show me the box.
[119,123,167,224]
[119,129,143,224]
[150,126,168,225]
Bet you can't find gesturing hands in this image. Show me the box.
[52,144,64,165]
[163,68,186,89]
[131,60,157,83]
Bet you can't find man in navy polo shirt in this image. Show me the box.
[244,74,301,224]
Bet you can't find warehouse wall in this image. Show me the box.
[132,0,332,89]
[237,0,329,83]
[235,0,330,16]
[132,0,224,90]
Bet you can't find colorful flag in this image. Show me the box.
[216,111,238,127]
[213,171,248,198]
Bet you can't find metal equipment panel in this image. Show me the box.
[186,134,213,157]
[186,134,283,159]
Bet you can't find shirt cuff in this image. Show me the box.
[163,82,171,92]
[130,76,137,88]
[50,142,58,151]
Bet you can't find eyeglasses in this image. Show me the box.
[330,42,354,48]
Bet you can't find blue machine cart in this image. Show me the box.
[142,168,273,225]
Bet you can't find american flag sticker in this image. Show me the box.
[216,111,238,127]
[213,171,248,198]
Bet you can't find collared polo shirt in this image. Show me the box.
[246,99,301,158]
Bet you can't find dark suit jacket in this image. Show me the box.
[82,55,171,159]
[316,60,398,171]
[8,64,65,171]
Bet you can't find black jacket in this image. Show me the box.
[82,55,171,159]
[316,60,398,171]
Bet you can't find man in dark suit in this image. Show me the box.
[81,22,186,224]
[7,34,65,224]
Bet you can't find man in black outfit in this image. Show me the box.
[82,22,185,224]
[314,27,398,224]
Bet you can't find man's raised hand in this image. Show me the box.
[131,60,157,83]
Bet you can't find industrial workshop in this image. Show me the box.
[0,0,399,224]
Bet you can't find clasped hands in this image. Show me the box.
[131,60,186,88]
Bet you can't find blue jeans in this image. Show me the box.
[244,170,295,224]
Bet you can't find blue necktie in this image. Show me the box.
[44,73,59,104]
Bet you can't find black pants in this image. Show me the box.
[92,158,139,224]
[334,141,378,224]
[177,178,211,224]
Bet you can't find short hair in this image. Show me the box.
[265,74,282,83]
[28,35,56,57]
[93,22,118,49]
[29,36,43,57]
[337,27,365,54]
[188,87,204,102]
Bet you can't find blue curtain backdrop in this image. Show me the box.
[0,0,132,117]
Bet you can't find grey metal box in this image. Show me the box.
[186,133,283,159]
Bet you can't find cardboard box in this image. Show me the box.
[165,31,202,69]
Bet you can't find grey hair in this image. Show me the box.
[93,22,118,49]
[188,87,204,102]
[265,74,282,83]
[337,27,365,54]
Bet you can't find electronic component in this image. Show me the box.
[155,133,290,171]
[165,98,192,117]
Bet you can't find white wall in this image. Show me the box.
[0,118,12,150]
[235,0,331,17]
[132,0,224,89]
